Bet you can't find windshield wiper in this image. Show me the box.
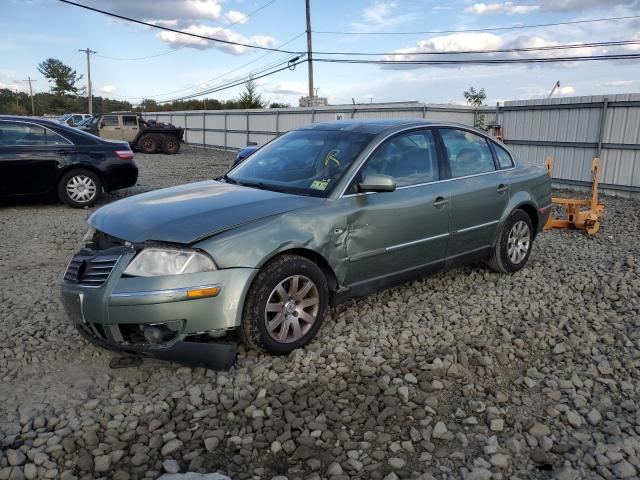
[221,174,238,184]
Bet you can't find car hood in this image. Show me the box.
[89,180,320,244]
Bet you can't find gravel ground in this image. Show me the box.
[0,146,639,480]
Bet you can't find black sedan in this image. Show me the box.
[0,116,138,207]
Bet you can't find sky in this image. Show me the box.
[2,0,640,107]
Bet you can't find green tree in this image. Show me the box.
[236,79,265,109]
[463,87,487,129]
[37,58,83,95]
[269,102,290,108]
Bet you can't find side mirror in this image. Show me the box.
[358,174,396,193]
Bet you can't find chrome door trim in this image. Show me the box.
[386,232,450,251]
[454,220,500,234]
[348,232,450,262]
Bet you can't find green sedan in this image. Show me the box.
[60,120,551,365]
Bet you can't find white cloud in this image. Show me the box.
[557,85,576,95]
[381,31,629,69]
[99,85,117,93]
[158,25,275,54]
[225,10,248,24]
[80,0,223,22]
[351,1,416,32]
[538,0,639,11]
[263,81,308,96]
[0,81,24,92]
[465,2,540,15]
[602,80,634,86]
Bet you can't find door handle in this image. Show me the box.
[497,184,508,194]
[433,196,449,209]
[114,127,121,130]
[56,150,70,156]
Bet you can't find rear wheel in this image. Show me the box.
[138,135,158,154]
[58,169,102,208]
[161,135,180,154]
[239,254,328,354]
[487,209,534,273]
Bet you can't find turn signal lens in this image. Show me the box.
[187,287,221,299]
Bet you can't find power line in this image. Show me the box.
[314,53,640,65]
[113,32,306,101]
[58,0,301,54]
[93,0,280,62]
[312,14,640,35]
[312,39,640,56]
[156,57,306,104]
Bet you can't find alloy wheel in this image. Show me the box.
[264,275,319,343]
[507,220,530,264]
[66,175,97,203]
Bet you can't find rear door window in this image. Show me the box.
[0,123,46,146]
[439,128,496,178]
[122,116,138,126]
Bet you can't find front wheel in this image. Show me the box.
[138,135,158,154]
[58,169,102,208]
[487,209,534,273]
[239,255,328,354]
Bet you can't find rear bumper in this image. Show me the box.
[102,162,138,191]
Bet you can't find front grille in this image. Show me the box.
[64,254,120,287]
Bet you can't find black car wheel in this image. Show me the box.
[487,209,534,273]
[239,254,328,354]
[161,135,180,154]
[58,169,102,208]
[139,135,158,154]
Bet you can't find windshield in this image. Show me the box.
[58,114,71,121]
[227,129,374,196]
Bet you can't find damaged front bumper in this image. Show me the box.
[60,248,257,370]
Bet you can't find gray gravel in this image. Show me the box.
[1,146,639,480]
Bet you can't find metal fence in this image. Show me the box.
[501,94,640,197]
[144,94,640,197]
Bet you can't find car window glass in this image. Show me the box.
[229,129,374,197]
[72,115,83,123]
[0,122,47,146]
[359,130,439,188]
[45,129,72,145]
[440,128,496,178]
[122,116,138,126]
[102,115,119,127]
[493,142,514,169]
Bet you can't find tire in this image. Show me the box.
[239,254,329,354]
[138,135,158,154]
[487,209,534,273]
[161,135,180,154]
[58,169,102,208]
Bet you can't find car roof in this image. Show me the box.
[301,119,478,135]
[0,115,65,127]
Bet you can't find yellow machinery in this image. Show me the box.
[544,157,605,235]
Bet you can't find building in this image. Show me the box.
[299,96,328,107]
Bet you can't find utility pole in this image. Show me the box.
[305,0,314,99]
[79,48,97,115]
[21,77,37,115]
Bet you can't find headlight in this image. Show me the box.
[123,248,216,277]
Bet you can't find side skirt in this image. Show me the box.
[332,246,492,304]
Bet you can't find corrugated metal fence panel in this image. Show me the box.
[503,93,640,196]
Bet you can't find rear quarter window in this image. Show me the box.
[493,142,515,169]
